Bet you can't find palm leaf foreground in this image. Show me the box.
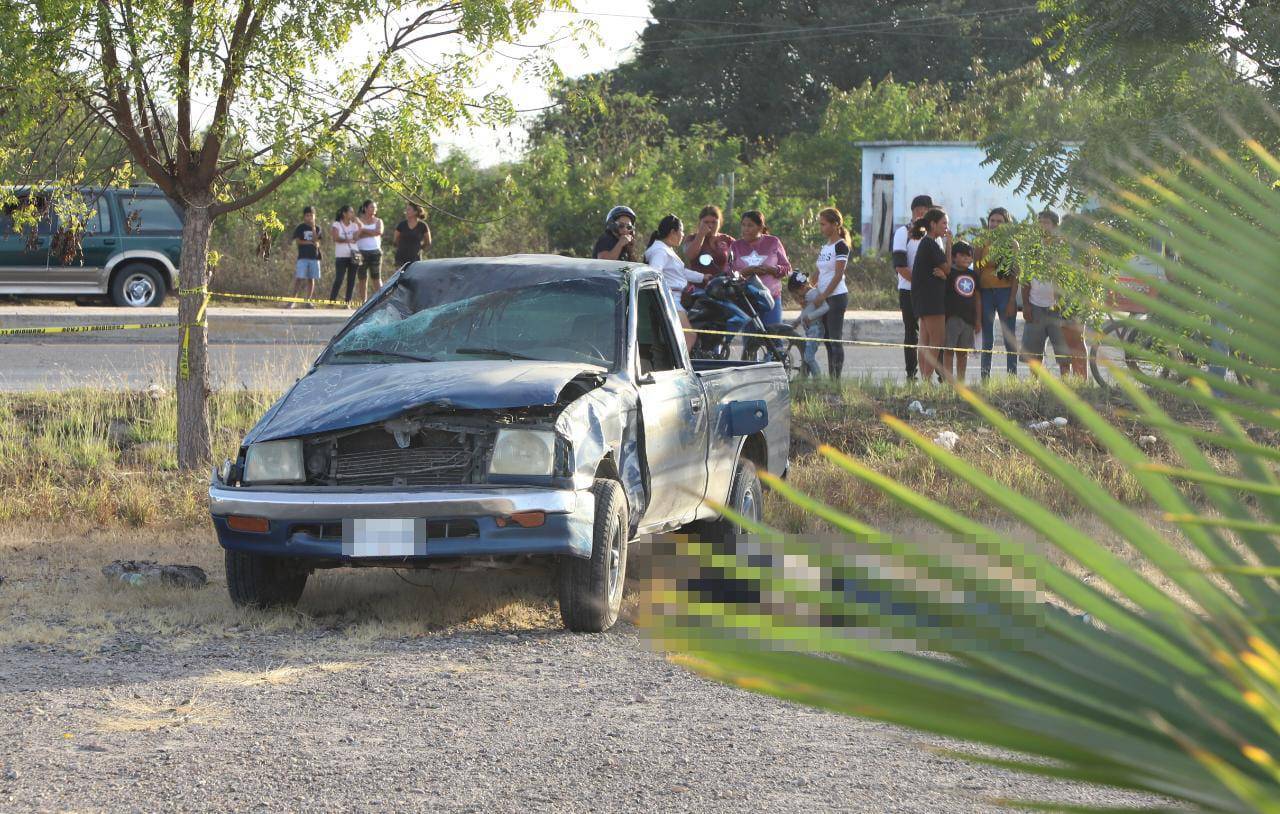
[644,136,1280,812]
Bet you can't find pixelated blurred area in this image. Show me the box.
[642,531,1044,654]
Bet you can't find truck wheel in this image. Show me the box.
[110,263,166,307]
[225,550,308,609]
[690,458,762,549]
[558,478,630,633]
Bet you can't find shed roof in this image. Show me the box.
[854,141,982,148]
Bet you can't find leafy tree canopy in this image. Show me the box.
[611,0,1048,145]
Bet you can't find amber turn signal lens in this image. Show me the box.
[227,515,270,533]
[496,511,545,529]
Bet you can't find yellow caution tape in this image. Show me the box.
[209,291,354,308]
[179,291,211,381]
[689,327,1036,356]
[0,322,179,337]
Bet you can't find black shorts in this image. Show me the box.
[358,250,382,280]
[911,280,946,318]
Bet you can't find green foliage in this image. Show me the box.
[612,0,1047,143]
[986,0,1276,204]
[649,136,1280,811]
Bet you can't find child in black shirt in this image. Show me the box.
[943,241,981,380]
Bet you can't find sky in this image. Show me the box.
[432,1,650,165]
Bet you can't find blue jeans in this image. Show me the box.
[980,287,1018,376]
[760,298,782,326]
[801,320,823,377]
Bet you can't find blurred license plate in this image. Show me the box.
[342,518,427,557]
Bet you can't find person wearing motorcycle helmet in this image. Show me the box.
[682,205,733,277]
[594,205,639,262]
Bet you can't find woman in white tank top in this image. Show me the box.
[355,199,384,302]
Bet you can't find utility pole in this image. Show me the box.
[727,170,736,224]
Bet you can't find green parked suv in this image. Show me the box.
[0,185,182,307]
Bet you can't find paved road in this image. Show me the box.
[0,340,1032,392]
[0,342,325,392]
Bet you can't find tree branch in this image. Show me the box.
[93,0,174,194]
[211,16,463,216]
[196,0,259,182]
[176,0,194,170]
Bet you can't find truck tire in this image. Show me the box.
[558,478,630,633]
[689,458,763,549]
[110,263,166,307]
[225,550,308,609]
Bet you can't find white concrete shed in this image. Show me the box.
[857,141,1064,255]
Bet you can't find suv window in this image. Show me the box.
[53,195,112,234]
[121,195,183,234]
[636,286,681,375]
[1,195,53,236]
[84,195,112,234]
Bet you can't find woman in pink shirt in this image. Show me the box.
[730,210,792,325]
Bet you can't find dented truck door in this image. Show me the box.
[632,283,709,526]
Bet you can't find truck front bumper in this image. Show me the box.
[209,483,595,563]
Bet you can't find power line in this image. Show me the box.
[601,4,1040,48]
[550,4,1038,34]
[634,24,1032,58]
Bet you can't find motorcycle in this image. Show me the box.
[685,251,801,378]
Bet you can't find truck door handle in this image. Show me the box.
[689,397,703,413]
[102,239,116,246]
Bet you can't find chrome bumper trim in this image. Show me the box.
[209,484,577,521]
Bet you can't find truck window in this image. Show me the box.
[327,276,619,368]
[636,286,681,375]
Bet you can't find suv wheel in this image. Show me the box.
[110,263,166,307]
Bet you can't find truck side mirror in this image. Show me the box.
[725,400,768,436]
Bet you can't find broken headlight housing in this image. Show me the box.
[243,439,306,484]
[488,429,556,477]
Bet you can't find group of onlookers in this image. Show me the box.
[595,203,855,378]
[287,200,431,307]
[599,196,1085,382]
[893,194,1086,382]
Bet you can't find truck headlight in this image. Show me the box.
[489,429,556,476]
[243,439,305,484]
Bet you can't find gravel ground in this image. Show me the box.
[1,622,1157,813]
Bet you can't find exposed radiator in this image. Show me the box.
[334,444,475,486]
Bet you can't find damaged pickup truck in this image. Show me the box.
[210,255,790,632]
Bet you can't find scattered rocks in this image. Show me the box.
[101,561,208,589]
[1138,435,1158,448]
[1052,416,1069,427]
[932,431,960,452]
[1028,421,1053,432]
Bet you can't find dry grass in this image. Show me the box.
[203,661,361,687]
[0,377,1248,654]
[0,522,564,656]
[0,387,279,526]
[770,377,1252,532]
[95,693,224,733]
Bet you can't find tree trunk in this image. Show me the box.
[176,204,213,471]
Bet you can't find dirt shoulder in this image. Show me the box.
[1,525,1155,813]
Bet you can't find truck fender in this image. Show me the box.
[554,383,649,531]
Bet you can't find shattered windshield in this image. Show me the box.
[324,274,622,368]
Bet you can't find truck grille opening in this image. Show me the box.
[328,427,480,486]
[289,520,480,541]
